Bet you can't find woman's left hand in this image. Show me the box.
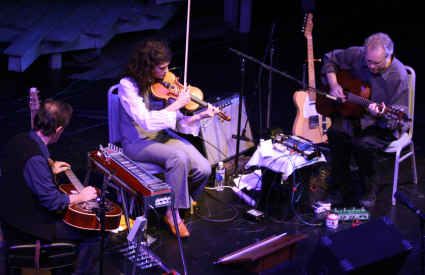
[199,103,219,119]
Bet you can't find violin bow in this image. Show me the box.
[183,0,191,93]
[175,5,191,275]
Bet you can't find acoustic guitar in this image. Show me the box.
[60,169,122,231]
[316,70,411,131]
[292,13,331,144]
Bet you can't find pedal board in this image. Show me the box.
[272,134,320,160]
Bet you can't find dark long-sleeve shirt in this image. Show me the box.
[320,46,409,136]
[24,131,69,212]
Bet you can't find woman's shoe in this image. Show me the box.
[163,216,190,237]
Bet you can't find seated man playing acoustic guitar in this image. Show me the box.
[0,99,100,275]
[319,32,409,207]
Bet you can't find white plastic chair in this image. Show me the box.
[107,84,165,215]
[107,84,165,174]
[384,66,418,206]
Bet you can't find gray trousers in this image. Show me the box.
[123,132,211,209]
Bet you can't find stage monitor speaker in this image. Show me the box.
[308,216,412,275]
[196,94,255,165]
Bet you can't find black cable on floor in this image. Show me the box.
[194,189,239,223]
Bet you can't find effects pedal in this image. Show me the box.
[333,207,370,221]
[244,208,264,222]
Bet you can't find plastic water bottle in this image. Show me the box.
[215,161,225,191]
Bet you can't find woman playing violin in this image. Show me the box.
[118,38,219,237]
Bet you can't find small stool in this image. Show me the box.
[1,223,77,275]
[7,241,77,274]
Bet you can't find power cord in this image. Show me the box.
[289,169,323,227]
[194,187,239,223]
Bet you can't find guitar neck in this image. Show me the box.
[346,92,374,108]
[306,37,316,91]
[64,169,85,192]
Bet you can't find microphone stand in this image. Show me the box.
[266,39,274,131]
[233,57,246,176]
[257,54,264,139]
[97,175,109,275]
[257,22,276,139]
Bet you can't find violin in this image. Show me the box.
[151,71,231,121]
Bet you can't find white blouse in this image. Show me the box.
[118,77,200,136]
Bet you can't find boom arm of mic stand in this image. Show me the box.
[228,48,341,103]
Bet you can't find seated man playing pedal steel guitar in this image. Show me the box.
[319,32,409,207]
[118,38,219,237]
[0,99,100,275]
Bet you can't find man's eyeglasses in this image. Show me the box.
[366,55,388,66]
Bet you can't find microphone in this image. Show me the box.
[395,191,425,221]
[231,187,256,207]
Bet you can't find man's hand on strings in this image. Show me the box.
[79,186,98,202]
[369,102,385,116]
[69,186,97,205]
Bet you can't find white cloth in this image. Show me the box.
[118,77,200,136]
[246,139,327,180]
[233,169,262,191]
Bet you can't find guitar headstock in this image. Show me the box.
[303,13,313,39]
[29,87,40,112]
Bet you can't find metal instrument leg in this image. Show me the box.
[170,193,188,275]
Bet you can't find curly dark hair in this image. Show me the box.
[125,39,172,96]
[33,98,73,136]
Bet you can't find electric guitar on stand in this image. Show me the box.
[292,13,331,144]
